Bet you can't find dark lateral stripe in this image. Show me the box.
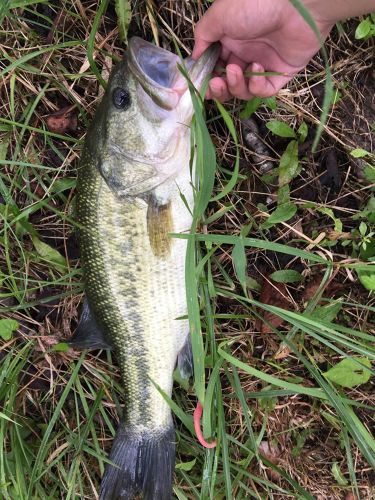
[78,164,154,425]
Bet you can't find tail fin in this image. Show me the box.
[99,424,175,500]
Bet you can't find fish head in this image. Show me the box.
[87,37,219,197]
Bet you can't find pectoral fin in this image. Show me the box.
[177,335,193,379]
[69,299,112,350]
[147,194,173,258]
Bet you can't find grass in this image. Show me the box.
[1,1,375,499]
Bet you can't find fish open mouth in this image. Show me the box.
[128,37,219,110]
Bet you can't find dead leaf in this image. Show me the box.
[256,279,292,334]
[345,494,358,500]
[274,343,291,360]
[20,363,52,391]
[259,440,280,460]
[320,148,341,192]
[303,275,323,301]
[46,105,77,134]
[258,441,281,481]
[45,10,66,44]
[302,272,344,302]
[99,56,113,98]
[326,230,352,241]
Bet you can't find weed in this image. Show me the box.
[0,1,374,499]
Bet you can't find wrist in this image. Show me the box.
[303,0,375,25]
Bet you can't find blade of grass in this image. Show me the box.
[0,41,81,79]
[28,353,86,496]
[218,342,326,399]
[87,0,109,88]
[287,0,333,150]
[172,232,329,263]
[210,101,240,202]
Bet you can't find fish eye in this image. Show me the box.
[112,87,131,110]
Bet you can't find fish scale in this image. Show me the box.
[78,153,191,428]
[73,37,219,499]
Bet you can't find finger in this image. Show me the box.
[208,77,231,102]
[226,64,253,100]
[226,53,248,71]
[192,4,224,59]
[220,46,231,62]
[213,58,227,77]
[192,39,213,60]
[205,87,213,99]
[248,62,294,98]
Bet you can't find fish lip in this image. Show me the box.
[186,42,221,89]
[128,37,180,91]
[128,37,220,109]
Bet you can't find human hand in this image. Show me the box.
[192,0,334,101]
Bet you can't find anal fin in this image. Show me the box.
[69,298,112,350]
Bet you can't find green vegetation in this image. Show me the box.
[0,1,374,499]
[355,13,375,39]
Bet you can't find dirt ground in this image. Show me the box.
[1,1,374,499]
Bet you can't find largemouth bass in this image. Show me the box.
[72,37,219,499]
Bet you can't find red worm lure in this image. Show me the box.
[193,402,217,449]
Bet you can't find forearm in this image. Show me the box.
[305,0,375,24]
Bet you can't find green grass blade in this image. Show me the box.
[287,0,333,150]
[28,353,86,496]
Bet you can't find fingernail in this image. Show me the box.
[227,69,238,87]
[252,63,263,75]
[209,82,222,97]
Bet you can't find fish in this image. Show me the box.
[71,37,219,500]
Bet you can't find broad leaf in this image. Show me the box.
[175,458,196,471]
[0,318,19,340]
[32,236,67,273]
[52,342,70,352]
[311,301,342,323]
[323,357,372,388]
[364,165,375,184]
[317,207,343,232]
[240,97,262,119]
[355,18,372,39]
[267,120,296,138]
[277,184,290,205]
[270,270,302,283]
[232,239,247,290]
[262,202,297,229]
[350,148,369,158]
[357,269,375,292]
[297,122,308,143]
[331,462,348,486]
[115,0,132,43]
[279,140,299,187]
